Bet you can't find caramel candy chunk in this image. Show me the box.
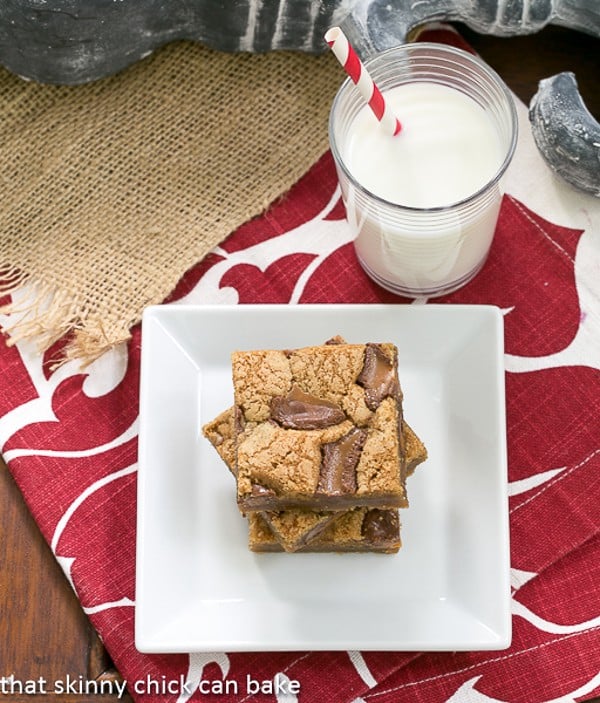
[317,427,367,495]
[270,385,346,430]
[357,343,400,410]
[362,508,400,543]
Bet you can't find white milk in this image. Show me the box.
[345,82,503,208]
[338,82,506,295]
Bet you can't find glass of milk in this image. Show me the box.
[328,43,518,297]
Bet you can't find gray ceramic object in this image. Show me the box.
[530,72,600,197]
[0,0,598,84]
[0,0,598,196]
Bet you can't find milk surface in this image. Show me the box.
[344,82,503,208]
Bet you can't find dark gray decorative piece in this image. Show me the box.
[0,0,599,84]
[529,72,600,197]
[341,0,600,57]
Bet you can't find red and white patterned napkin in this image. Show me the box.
[1,26,599,703]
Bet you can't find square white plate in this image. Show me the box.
[135,304,510,653]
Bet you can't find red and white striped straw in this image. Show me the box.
[325,26,402,136]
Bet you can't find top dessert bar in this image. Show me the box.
[232,341,407,512]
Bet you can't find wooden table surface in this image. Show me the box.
[1,23,598,703]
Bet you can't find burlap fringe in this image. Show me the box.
[0,268,131,369]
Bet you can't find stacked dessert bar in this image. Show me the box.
[203,337,427,553]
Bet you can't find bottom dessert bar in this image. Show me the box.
[248,508,401,553]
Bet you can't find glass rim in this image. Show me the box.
[328,42,519,214]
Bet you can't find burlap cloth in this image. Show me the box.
[0,41,341,365]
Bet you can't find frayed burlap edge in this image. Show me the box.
[0,269,136,368]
